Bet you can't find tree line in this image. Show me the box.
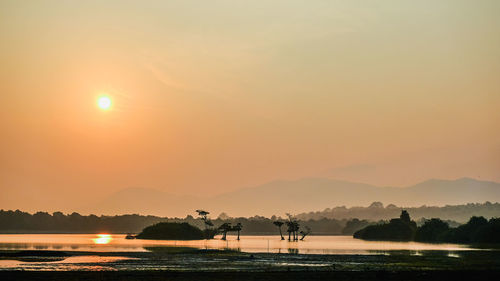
[354,210,500,244]
[0,209,346,234]
[0,207,486,235]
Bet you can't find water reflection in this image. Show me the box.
[53,256,132,264]
[448,253,461,258]
[0,256,133,271]
[92,234,112,245]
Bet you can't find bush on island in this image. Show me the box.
[136,222,216,240]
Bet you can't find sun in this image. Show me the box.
[97,95,112,110]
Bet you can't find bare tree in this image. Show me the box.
[299,226,311,240]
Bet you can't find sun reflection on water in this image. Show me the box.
[93,234,112,245]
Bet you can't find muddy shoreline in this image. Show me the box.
[2,248,500,272]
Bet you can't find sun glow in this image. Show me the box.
[93,234,112,244]
[97,95,112,110]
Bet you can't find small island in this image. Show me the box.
[135,210,228,240]
[136,222,214,240]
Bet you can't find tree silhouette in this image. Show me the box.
[234,222,243,240]
[415,218,450,242]
[400,210,411,224]
[286,213,300,241]
[292,220,300,241]
[354,210,417,241]
[285,221,293,241]
[196,209,215,239]
[195,210,210,228]
[273,221,285,240]
[218,222,231,240]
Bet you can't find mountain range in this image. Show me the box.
[78,177,500,217]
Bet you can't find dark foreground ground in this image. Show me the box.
[2,248,500,280]
[1,270,500,281]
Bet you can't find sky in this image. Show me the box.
[0,0,499,212]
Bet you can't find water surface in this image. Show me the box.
[0,234,477,255]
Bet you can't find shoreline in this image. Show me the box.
[2,248,500,272]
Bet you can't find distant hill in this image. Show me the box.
[206,177,500,217]
[296,202,500,223]
[79,177,500,218]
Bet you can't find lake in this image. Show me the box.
[0,234,477,255]
[2,234,495,271]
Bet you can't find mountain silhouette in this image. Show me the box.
[80,178,500,217]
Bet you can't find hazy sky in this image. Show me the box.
[1,1,499,212]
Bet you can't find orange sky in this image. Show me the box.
[0,0,499,212]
